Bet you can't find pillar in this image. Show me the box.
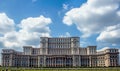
[38,56,40,67]
[28,56,30,67]
[55,57,56,67]
[79,56,81,66]
[73,55,76,66]
[44,56,46,67]
[89,56,92,67]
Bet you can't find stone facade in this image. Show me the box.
[1,37,119,67]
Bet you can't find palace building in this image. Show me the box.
[1,37,119,67]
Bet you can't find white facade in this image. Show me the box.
[1,37,119,67]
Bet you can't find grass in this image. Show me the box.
[0,67,120,71]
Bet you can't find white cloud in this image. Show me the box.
[19,15,51,33]
[18,15,51,47]
[97,24,120,44]
[0,13,52,50]
[17,15,51,47]
[63,4,69,10]
[63,0,120,38]
[0,13,15,35]
[3,31,20,48]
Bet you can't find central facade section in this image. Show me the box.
[41,37,79,54]
[40,37,80,67]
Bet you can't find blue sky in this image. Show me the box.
[0,0,86,36]
[0,0,120,54]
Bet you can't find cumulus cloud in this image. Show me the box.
[63,0,120,38]
[3,31,20,48]
[18,15,51,46]
[17,16,51,46]
[0,13,15,35]
[19,16,51,33]
[0,13,52,50]
[97,24,120,44]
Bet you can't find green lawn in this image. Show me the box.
[0,67,120,71]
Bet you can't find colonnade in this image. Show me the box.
[46,57,73,67]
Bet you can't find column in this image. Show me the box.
[62,57,63,67]
[60,57,61,66]
[49,58,50,67]
[73,55,75,66]
[89,56,92,67]
[44,56,46,67]
[10,54,13,66]
[37,57,38,67]
[27,56,30,67]
[53,58,55,67]
[38,56,40,67]
[51,58,52,67]
[79,56,81,66]
[65,57,66,67]
[55,57,56,67]
[50,58,51,67]
[52,58,54,66]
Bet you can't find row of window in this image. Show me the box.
[3,50,14,53]
[48,44,71,48]
[48,38,72,43]
[106,49,118,53]
[48,50,71,54]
